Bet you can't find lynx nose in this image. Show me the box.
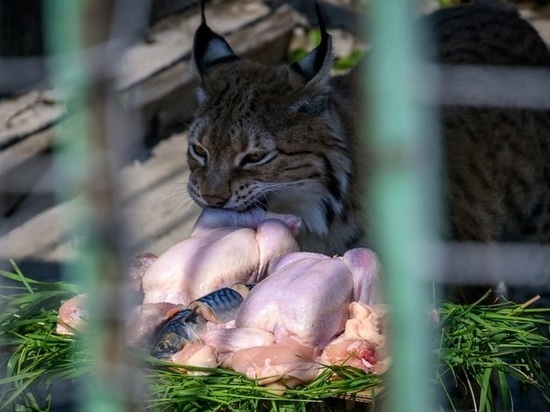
[202,194,228,208]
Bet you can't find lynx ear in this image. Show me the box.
[193,0,239,75]
[290,1,332,83]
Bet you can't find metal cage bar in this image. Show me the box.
[44,0,149,410]
[366,1,438,411]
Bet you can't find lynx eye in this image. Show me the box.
[188,143,208,163]
[239,151,276,168]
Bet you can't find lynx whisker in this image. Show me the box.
[157,182,191,205]
[175,116,192,129]
[260,180,309,193]
[251,198,270,211]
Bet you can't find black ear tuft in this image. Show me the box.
[290,1,332,82]
[289,95,329,114]
[193,0,239,75]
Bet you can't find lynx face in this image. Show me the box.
[186,1,550,262]
[186,9,362,254]
[187,60,351,231]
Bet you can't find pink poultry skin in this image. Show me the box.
[235,248,382,350]
[201,248,384,386]
[140,208,301,306]
[56,207,386,387]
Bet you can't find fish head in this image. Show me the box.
[151,328,186,359]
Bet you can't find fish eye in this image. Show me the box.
[156,341,171,353]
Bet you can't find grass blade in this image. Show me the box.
[2,266,550,411]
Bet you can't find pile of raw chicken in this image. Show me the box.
[57,208,389,389]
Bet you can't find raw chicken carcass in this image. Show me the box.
[56,294,88,335]
[201,248,382,385]
[172,342,218,376]
[318,302,389,374]
[129,252,157,292]
[229,337,320,387]
[140,208,301,305]
[235,248,381,350]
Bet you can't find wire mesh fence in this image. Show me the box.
[1,0,549,411]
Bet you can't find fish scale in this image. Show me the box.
[151,284,253,359]
[188,287,244,323]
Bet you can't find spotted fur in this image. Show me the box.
[187,4,364,255]
[187,2,550,258]
[430,4,550,247]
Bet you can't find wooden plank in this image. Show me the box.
[149,0,200,24]
[122,4,304,140]
[0,0,290,150]
[0,90,62,149]
[532,18,550,44]
[0,1,300,151]
[121,4,303,108]
[117,0,271,90]
[0,131,197,265]
[119,133,200,257]
[0,127,55,218]
[0,2,303,266]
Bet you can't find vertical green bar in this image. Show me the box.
[366,1,437,411]
[45,1,122,411]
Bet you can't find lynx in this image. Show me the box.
[186,2,550,263]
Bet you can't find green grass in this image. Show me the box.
[0,264,383,411]
[1,264,549,411]
[287,28,365,73]
[436,292,550,411]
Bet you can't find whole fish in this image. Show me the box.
[188,286,247,323]
[151,284,253,359]
[151,309,206,359]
